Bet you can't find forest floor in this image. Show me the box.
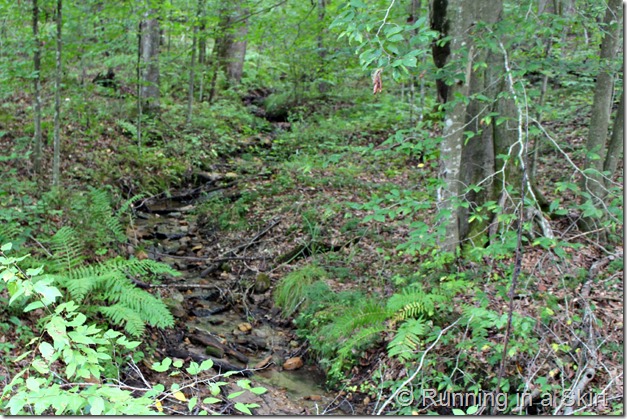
[0,88,623,414]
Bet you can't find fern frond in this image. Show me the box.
[387,284,446,322]
[336,323,386,362]
[323,298,387,342]
[387,318,428,361]
[103,257,180,279]
[100,304,146,337]
[117,287,174,329]
[116,193,145,217]
[47,227,85,272]
[0,221,22,244]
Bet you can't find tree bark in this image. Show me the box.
[187,13,198,124]
[140,6,161,114]
[603,88,624,184]
[32,0,43,175]
[210,0,249,97]
[52,0,62,187]
[580,0,622,229]
[431,0,528,253]
[431,0,472,253]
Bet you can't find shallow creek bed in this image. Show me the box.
[126,202,360,414]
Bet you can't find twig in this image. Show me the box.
[28,235,53,257]
[232,216,282,254]
[154,251,270,263]
[493,37,530,414]
[375,318,461,415]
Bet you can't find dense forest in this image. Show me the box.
[0,0,623,415]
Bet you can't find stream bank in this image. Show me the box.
[128,182,362,415]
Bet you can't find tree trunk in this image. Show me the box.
[316,0,329,94]
[197,0,206,101]
[187,13,198,124]
[212,1,249,90]
[431,0,472,252]
[140,6,161,114]
[580,0,622,230]
[32,0,43,175]
[431,0,527,253]
[603,88,624,182]
[52,0,62,187]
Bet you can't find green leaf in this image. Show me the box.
[39,341,55,361]
[387,33,404,43]
[1,243,12,252]
[466,405,479,414]
[26,377,41,392]
[250,387,268,395]
[26,265,44,276]
[188,396,198,411]
[32,358,50,374]
[402,56,417,67]
[234,402,259,415]
[24,300,45,312]
[385,26,404,37]
[33,279,62,305]
[227,390,246,400]
[199,359,214,371]
[202,397,221,405]
[186,361,200,375]
[89,396,105,415]
[152,357,172,372]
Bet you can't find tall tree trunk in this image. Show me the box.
[408,0,421,124]
[431,0,527,253]
[430,0,470,252]
[603,88,624,182]
[197,0,206,102]
[580,0,622,231]
[32,0,43,175]
[187,11,198,124]
[52,0,62,187]
[316,0,328,94]
[140,5,161,114]
[212,1,249,94]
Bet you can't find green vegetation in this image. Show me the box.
[0,0,623,415]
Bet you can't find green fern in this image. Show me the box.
[386,284,446,322]
[387,317,428,361]
[43,227,178,336]
[48,227,85,272]
[322,298,387,343]
[100,304,147,337]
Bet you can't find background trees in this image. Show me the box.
[0,0,623,415]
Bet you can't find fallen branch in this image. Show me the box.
[166,347,252,377]
[374,318,461,415]
[561,367,596,415]
[129,277,220,290]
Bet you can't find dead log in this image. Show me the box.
[166,346,252,377]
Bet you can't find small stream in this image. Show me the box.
[130,199,341,414]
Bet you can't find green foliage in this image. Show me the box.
[273,264,327,318]
[42,227,178,337]
[387,317,428,361]
[0,244,155,415]
[149,358,267,415]
[276,266,470,383]
[195,194,251,232]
